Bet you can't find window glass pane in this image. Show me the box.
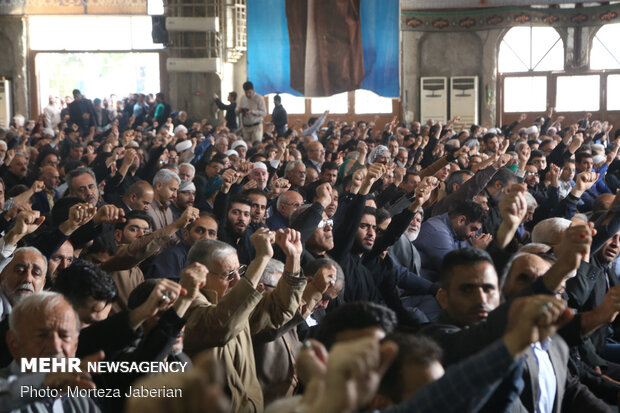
[608,75,620,111]
[591,24,620,70]
[503,76,547,112]
[499,26,563,73]
[499,27,531,73]
[310,92,348,114]
[354,89,393,114]
[266,93,306,114]
[36,52,160,110]
[131,16,163,50]
[29,16,162,51]
[555,75,600,112]
[530,28,563,71]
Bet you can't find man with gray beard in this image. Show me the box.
[388,210,423,277]
[387,209,442,321]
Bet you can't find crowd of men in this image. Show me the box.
[2,83,620,413]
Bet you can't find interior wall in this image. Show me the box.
[0,16,29,119]
[402,28,504,128]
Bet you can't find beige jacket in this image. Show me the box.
[102,230,172,313]
[184,274,306,413]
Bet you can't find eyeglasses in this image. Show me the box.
[218,265,247,281]
[318,218,333,229]
[525,172,538,177]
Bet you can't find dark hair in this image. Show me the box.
[575,151,593,164]
[83,233,118,257]
[488,167,515,188]
[376,208,391,226]
[242,81,254,91]
[363,206,377,218]
[404,170,420,181]
[482,132,497,144]
[243,188,268,201]
[447,200,486,223]
[440,247,493,289]
[127,279,159,310]
[321,161,338,172]
[228,194,252,211]
[445,170,474,194]
[314,302,397,349]
[7,184,28,199]
[308,116,318,126]
[209,156,226,167]
[378,333,443,403]
[530,149,545,160]
[54,259,117,308]
[539,139,554,150]
[229,91,237,100]
[116,210,154,231]
[35,148,60,169]
[156,92,165,100]
[249,153,267,163]
[274,94,281,103]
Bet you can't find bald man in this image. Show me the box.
[501,253,553,299]
[267,190,303,231]
[32,166,61,213]
[118,180,155,215]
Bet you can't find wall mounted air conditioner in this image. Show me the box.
[0,79,10,128]
[420,77,447,124]
[450,76,478,126]
[166,58,221,73]
[165,17,219,32]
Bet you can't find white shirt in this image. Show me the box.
[237,93,266,126]
[532,339,557,413]
[43,104,61,130]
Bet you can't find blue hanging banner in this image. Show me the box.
[247,0,399,98]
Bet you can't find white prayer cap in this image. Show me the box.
[231,140,248,150]
[174,125,188,135]
[252,161,268,171]
[525,125,539,135]
[178,180,196,192]
[175,140,192,153]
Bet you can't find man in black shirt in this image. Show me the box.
[214,92,238,130]
[271,94,288,137]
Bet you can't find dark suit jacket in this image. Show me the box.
[31,189,60,215]
[303,158,321,175]
[514,336,612,413]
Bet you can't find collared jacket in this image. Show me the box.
[102,228,172,313]
[184,273,306,413]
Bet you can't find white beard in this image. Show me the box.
[405,229,419,242]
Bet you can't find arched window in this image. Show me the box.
[591,24,620,110]
[591,23,620,70]
[498,26,564,73]
[499,27,564,113]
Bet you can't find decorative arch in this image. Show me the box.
[591,23,620,70]
[498,26,564,73]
